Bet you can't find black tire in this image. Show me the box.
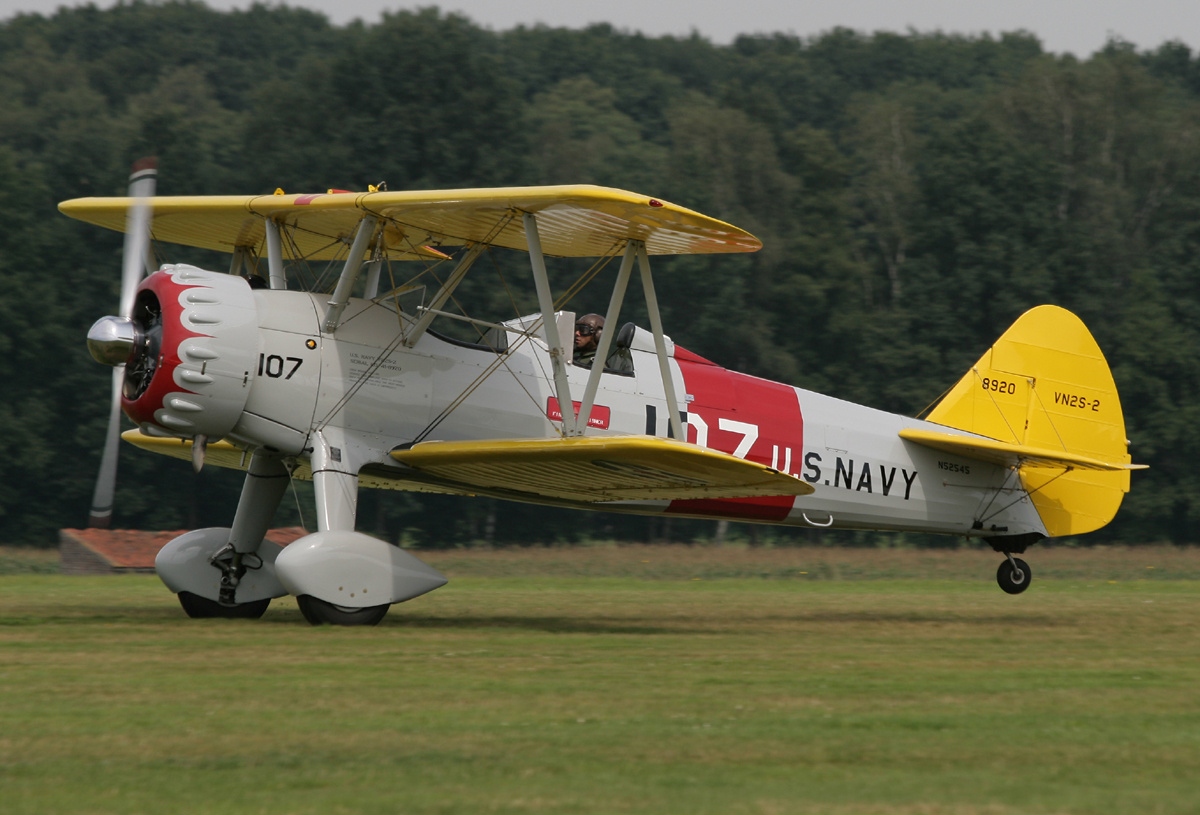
[996,558,1032,595]
[296,594,389,626]
[177,591,270,619]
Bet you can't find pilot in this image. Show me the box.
[573,313,634,373]
[573,313,605,368]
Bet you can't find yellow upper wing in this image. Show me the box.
[59,185,762,261]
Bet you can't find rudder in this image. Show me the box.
[925,305,1135,537]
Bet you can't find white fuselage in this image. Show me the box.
[235,290,1045,540]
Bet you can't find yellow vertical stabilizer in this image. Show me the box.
[925,305,1134,537]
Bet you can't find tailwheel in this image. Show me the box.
[296,595,389,627]
[177,591,270,619]
[996,556,1032,595]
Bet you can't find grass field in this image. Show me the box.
[1,545,1198,814]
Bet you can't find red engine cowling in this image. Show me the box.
[122,265,260,440]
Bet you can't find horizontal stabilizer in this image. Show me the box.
[390,435,814,503]
[899,427,1148,472]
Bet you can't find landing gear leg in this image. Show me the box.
[178,453,289,617]
[996,553,1032,595]
[299,429,392,627]
[272,429,447,625]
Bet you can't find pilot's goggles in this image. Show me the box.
[574,324,599,336]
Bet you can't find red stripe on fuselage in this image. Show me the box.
[668,347,804,522]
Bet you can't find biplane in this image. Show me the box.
[62,162,1145,625]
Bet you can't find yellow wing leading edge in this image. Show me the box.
[58,185,762,261]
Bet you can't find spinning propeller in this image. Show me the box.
[85,158,157,527]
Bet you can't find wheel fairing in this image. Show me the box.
[274,530,447,606]
[155,527,288,603]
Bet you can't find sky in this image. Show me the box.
[0,0,1195,57]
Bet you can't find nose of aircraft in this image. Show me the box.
[87,315,139,366]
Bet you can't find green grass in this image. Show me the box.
[0,547,60,575]
[2,547,1198,814]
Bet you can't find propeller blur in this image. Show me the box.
[86,158,157,529]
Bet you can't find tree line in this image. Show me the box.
[2,1,1199,545]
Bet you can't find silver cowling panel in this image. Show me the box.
[124,265,259,441]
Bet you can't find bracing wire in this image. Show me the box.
[408,239,625,445]
[976,465,1074,526]
[314,214,514,430]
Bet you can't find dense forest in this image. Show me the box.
[2,1,1199,546]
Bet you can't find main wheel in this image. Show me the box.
[177,591,270,619]
[296,595,389,626]
[996,557,1032,595]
